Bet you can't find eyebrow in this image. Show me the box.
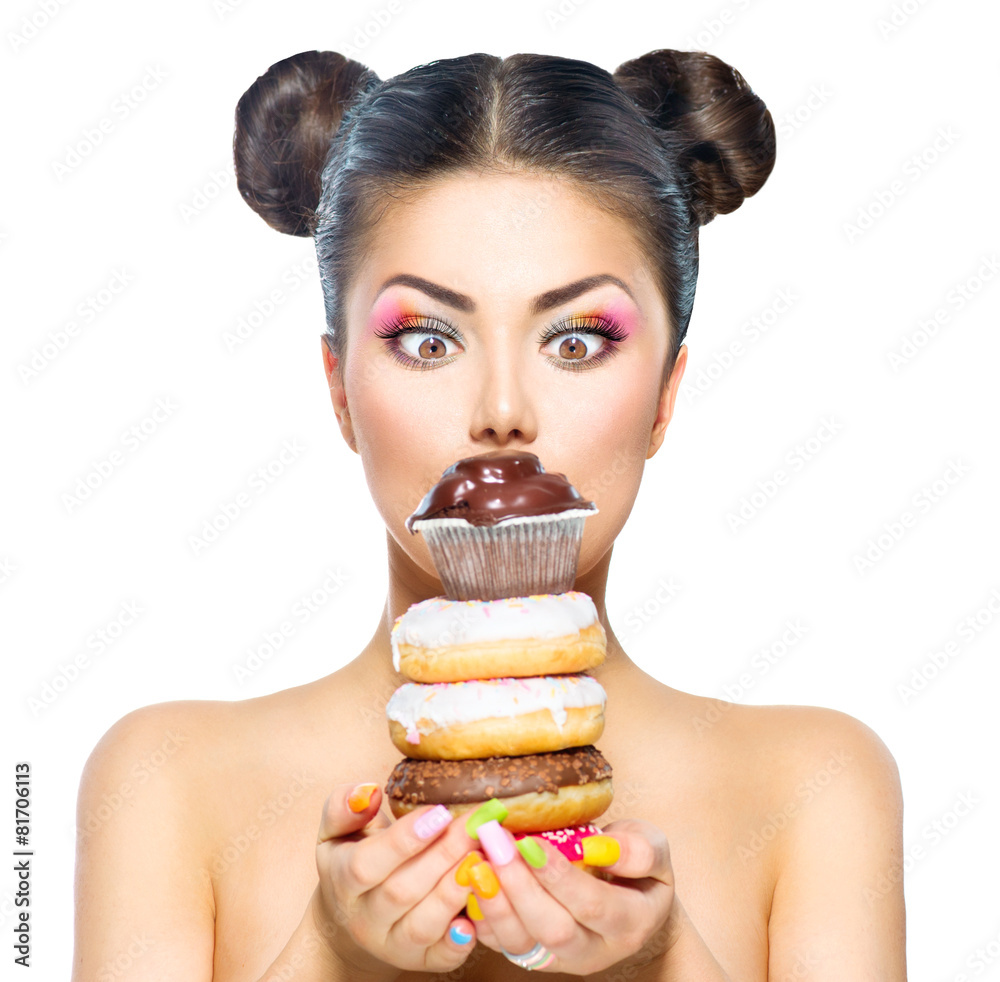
[373,273,637,316]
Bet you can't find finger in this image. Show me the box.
[475,824,583,955]
[334,805,470,910]
[317,783,386,844]
[419,917,477,973]
[593,819,674,885]
[385,849,482,957]
[374,831,481,937]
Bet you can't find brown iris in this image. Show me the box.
[418,336,448,359]
[558,335,587,360]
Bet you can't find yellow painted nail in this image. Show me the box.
[455,850,485,887]
[466,892,483,921]
[469,861,501,899]
[581,834,621,867]
[347,783,379,813]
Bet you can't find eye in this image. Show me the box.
[397,331,459,361]
[373,315,463,370]
[539,314,628,371]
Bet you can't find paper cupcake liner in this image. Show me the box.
[411,508,597,601]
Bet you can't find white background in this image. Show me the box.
[3,0,999,977]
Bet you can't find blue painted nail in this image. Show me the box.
[449,923,473,945]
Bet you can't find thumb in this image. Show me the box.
[317,782,387,844]
[592,818,674,886]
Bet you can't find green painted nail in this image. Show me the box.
[516,836,547,869]
[465,798,509,839]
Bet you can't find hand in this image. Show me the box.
[469,818,681,975]
[309,783,480,978]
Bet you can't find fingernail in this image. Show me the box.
[455,850,485,886]
[516,835,548,869]
[449,923,474,945]
[466,892,483,921]
[413,804,453,840]
[465,798,509,839]
[477,819,516,867]
[469,861,501,899]
[347,783,379,813]
[581,834,621,867]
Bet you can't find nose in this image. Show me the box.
[468,352,538,447]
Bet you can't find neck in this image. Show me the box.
[350,530,635,687]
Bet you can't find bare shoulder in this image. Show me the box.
[706,698,905,977]
[73,695,286,982]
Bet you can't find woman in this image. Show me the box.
[72,49,906,980]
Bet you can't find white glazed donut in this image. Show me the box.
[386,673,607,759]
[391,591,606,683]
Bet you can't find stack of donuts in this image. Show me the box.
[383,450,616,869]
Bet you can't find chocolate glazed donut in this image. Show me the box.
[384,745,614,833]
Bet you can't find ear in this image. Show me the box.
[321,336,358,454]
[646,344,688,459]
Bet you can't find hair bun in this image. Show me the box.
[613,49,776,226]
[233,50,379,237]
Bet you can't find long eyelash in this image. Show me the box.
[373,314,462,370]
[538,314,628,371]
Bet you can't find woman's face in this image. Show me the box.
[324,169,687,585]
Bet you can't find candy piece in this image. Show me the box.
[466,893,483,920]
[469,861,500,899]
[347,783,378,813]
[581,834,620,867]
[465,798,509,839]
[455,850,484,887]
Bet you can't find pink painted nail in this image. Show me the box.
[414,804,453,840]
[476,819,516,867]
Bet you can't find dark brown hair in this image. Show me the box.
[234,49,775,381]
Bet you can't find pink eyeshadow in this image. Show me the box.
[367,296,414,333]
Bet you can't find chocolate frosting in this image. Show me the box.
[405,451,596,533]
[384,745,612,805]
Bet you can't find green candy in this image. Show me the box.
[465,798,509,839]
[516,836,548,869]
